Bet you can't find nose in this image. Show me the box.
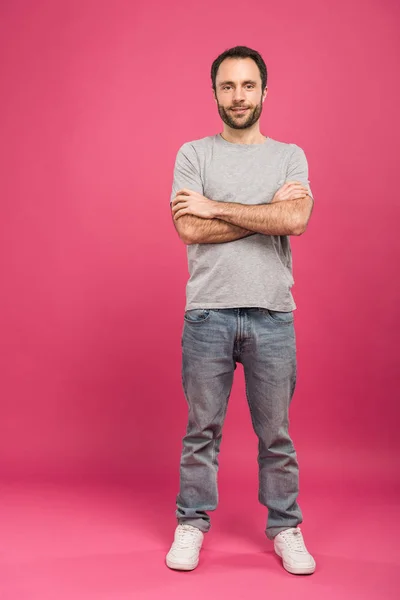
[232,86,245,103]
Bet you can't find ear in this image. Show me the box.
[262,86,268,102]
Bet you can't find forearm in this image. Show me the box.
[174,214,254,244]
[214,196,314,236]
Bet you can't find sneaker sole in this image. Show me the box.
[166,557,199,571]
[281,561,316,575]
[274,547,316,575]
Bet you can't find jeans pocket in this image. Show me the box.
[184,309,211,324]
[258,308,294,324]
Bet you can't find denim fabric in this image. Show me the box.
[176,308,303,540]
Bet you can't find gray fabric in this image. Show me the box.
[170,134,313,312]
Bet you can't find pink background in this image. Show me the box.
[2,0,399,482]
[0,1,399,598]
[1,0,399,478]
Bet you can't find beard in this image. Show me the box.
[217,96,263,130]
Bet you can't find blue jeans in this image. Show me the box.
[176,308,303,540]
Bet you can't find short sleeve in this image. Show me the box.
[170,143,204,204]
[285,144,313,200]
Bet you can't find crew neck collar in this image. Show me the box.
[216,133,271,148]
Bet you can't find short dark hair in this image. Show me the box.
[211,46,268,92]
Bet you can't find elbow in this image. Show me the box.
[292,224,307,236]
[180,228,198,245]
[292,197,313,235]
[173,217,197,245]
[291,217,308,236]
[181,235,196,245]
[292,207,312,236]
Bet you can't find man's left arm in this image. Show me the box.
[216,144,314,235]
[215,145,314,236]
[172,145,315,237]
[214,195,313,236]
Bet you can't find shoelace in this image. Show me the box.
[175,526,201,549]
[280,527,307,553]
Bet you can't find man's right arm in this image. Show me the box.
[170,143,254,245]
[172,213,254,245]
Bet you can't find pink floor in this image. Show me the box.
[1,475,398,600]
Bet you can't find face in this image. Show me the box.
[214,57,267,130]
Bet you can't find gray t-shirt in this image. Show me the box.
[170,134,313,312]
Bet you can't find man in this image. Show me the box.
[166,45,316,575]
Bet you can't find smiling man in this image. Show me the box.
[166,46,316,575]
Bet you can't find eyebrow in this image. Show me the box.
[218,80,258,87]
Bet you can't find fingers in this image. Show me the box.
[173,207,188,220]
[172,195,189,206]
[273,188,308,202]
[171,201,187,215]
[277,182,309,201]
[284,180,308,187]
[280,193,308,201]
[288,192,308,200]
[176,188,194,197]
[283,188,308,196]
[282,182,309,192]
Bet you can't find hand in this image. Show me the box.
[271,181,309,203]
[171,189,217,220]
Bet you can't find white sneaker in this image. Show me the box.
[274,527,316,575]
[166,524,204,571]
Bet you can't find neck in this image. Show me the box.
[220,124,266,145]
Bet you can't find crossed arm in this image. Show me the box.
[172,214,254,245]
[171,183,314,244]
